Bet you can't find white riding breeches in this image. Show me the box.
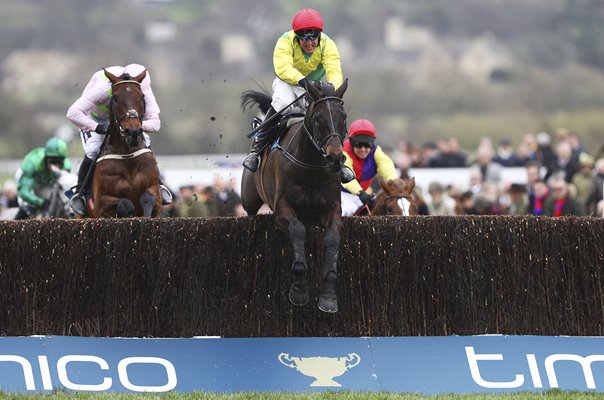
[271,77,306,113]
[80,129,151,159]
[341,191,363,216]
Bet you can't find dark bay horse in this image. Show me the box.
[241,80,349,313]
[357,177,417,216]
[88,69,161,218]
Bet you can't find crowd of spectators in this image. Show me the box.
[1,128,603,219]
[161,174,245,218]
[388,128,604,217]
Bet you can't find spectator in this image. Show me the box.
[471,144,502,185]
[534,131,557,180]
[544,177,586,217]
[430,137,465,167]
[448,137,468,167]
[177,185,212,218]
[586,158,604,216]
[567,131,586,163]
[208,175,243,217]
[459,191,478,215]
[420,141,438,168]
[493,138,523,167]
[516,140,535,166]
[427,181,456,215]
[571,153,595,211]
[550,140,579,183]
[528,180,550,216]
[505,183,529,215]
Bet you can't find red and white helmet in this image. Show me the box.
[349,119,377,139]
[292,8,324,32]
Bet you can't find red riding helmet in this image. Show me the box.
[292,8,324,32]
[349,119,377,139]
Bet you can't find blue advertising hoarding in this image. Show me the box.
[0,335,602,394]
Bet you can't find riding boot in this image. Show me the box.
[14,207,30,220]
[243,107,281,172]
[68,156,93,216]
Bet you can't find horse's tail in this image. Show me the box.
[241,90,272,114]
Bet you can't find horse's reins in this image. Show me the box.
[276,96,345,171]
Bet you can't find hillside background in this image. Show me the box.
[2,0,604,159]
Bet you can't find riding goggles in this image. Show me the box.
[352,141,374,149]
[47,157,65,166]
[295,29,321,41]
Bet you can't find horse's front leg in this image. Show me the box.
[276,210,309,307]
[318,211,342,313]
[139,191,157,217]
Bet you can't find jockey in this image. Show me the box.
[341,119,398,216]
[14,137,73,220]
[242,8,354,183]
[66,63,172,216]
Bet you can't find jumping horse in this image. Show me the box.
[88,69,161,218]
[241,80,349,313]
[356,177,417,216]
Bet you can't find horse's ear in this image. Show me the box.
[410,177,416,190]
[104,68,120,85]
[378,176,387,189]
[132,69,147,84]
[334,78,348,98]
[305,79,322,101]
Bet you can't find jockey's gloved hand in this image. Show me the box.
[298,78,308,88]
[358,191,374,208]
[95,122,109,135]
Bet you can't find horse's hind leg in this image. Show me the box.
[287,217,309,306]
[318,222,340,313]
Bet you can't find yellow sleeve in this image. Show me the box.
[341,150,363,194]
[374,146,398,181]
[321,37,343,89]
[273,35,305,86]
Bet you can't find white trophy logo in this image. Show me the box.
[278,352,361,387]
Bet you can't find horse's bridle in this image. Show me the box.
[384,194,416,216]
[277,96,346,171]
[302,96,345,156]
[110,80,145,138]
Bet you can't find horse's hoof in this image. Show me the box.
[289,285,309,306]
[318,294,338,313]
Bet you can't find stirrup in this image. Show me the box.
[160,185,172,205]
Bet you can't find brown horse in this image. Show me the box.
[88,69,161,218]
[241,80,348,313]
[357,177,417,216]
